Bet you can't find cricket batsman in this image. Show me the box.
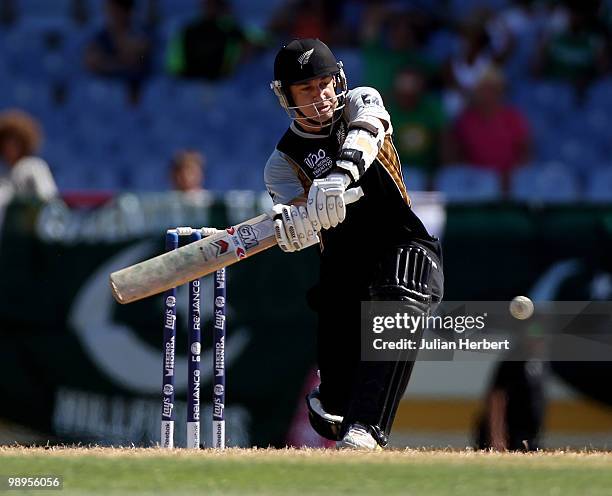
[266,39,445,449]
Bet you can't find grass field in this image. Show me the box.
[1,447,612,496]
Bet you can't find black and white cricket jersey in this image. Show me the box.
[264,86,440,294]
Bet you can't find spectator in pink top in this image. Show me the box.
[450,65,531,187]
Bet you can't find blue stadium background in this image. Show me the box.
[1,0,611,202]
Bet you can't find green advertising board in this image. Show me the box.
[0,194,610,446]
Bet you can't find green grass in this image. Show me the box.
[0,447,611,496]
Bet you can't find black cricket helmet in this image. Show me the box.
[270,38,348,127]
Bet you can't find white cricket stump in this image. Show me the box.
[186,421,200,449]
[213,420,225,449]
[161,420,174,448]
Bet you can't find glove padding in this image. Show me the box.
[307,173,349,231]
[272,203,319,253]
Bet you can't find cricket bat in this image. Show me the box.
[110,187,363,304]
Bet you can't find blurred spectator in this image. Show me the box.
[533,0,609,97]
[0,0,16,26]
[495,0,568,44]
[167,0,260,80]
[84,0,153,104]
[170,150,205,192]
[387,67,449,178]
[0,110,58,205]
[70,0,88,26]
[449,66,531,186]
[491,0,570,79]
[361,4,438,99]
[269,0,343,45]
[443,12,511,117]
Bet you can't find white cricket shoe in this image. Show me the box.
[336,423,382,450]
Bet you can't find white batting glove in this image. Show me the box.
[307,173,350,231]
[271,204,320,253]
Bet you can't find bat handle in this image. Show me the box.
[200,227,223,237]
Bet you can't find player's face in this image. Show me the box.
[289,75,337,125]
[0,136,23,166]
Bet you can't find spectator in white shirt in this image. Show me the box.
[0,109,58,204]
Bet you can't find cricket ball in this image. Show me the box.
[509,296,534,320]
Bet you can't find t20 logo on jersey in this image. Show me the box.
[304,149,333,177]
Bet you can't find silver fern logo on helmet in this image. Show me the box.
[297,48,315,68]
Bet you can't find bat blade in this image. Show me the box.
[110,187,364,304]
[110,214,276,304]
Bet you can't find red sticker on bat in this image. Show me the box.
[213,239,229,255]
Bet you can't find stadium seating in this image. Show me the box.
[0,0,609,199]
[231,0,285,28]
[424,29,459,63]
[16,0,73,21]
[334,49,364,87]
[156,0,201,20]
[434,164,502,202]
[585,167,612,203]
[0,79,53,114]
[512,80,575,121]
[586,77,612,111]
[509,162,580,202]
[3,18,81,82]
[402,166,427,193]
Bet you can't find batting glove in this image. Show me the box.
[307,172,350,231]
[272,203,320,253]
